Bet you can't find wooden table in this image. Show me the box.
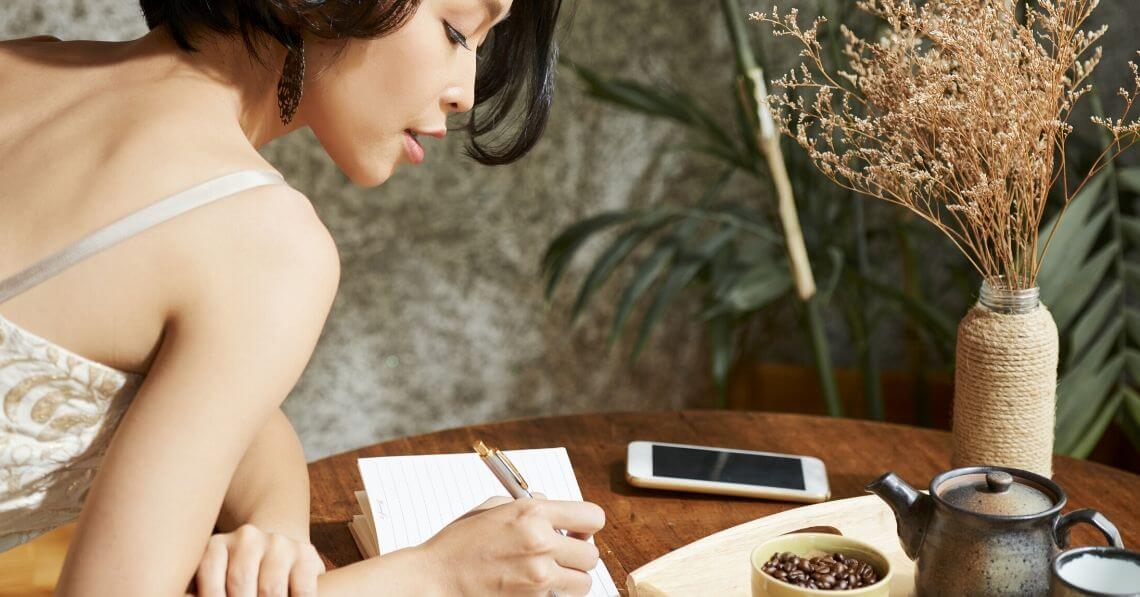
[308,411,1140,592]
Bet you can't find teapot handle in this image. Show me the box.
[1054,508,1124,549]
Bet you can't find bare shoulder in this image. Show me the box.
[0,35,62,47]
[0,35,60,80]
[164,181,341,341]
[0,35,62,61]
[52,182,341,595]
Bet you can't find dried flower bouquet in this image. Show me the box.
[752,0,1139,290]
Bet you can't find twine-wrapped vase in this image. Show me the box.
[951,281,1058,477]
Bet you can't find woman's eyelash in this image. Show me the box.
[443,22,471,50]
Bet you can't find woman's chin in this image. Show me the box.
[318,137,399,188]
[341,158,396,188]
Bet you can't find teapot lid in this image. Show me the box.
[935,470,1056,516]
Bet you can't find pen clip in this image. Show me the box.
[493,449,529,492]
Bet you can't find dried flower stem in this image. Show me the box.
[752,0,1139,290]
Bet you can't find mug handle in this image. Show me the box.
[1054,508,1124,549]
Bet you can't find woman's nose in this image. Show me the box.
[442,85,475,114]
[442,54,478,114]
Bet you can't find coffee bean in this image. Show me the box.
[762,552,881,591]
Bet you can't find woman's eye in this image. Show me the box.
[443,21,471,50]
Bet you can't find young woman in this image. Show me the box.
[0,0,605,595]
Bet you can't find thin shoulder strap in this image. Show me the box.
[0,169,286,305]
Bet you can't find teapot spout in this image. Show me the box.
[866,472,933,560]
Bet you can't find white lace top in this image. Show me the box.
[0,170,286,552]
[0,315,142,551]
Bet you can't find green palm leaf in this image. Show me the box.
[1118,387,1140,450]
[1067,391,1125,458]
[853,273,958,348]
[709,313,735,397]
[631,228,738,360]
[608,219,701,348]
[1049,242,1118,331]
[708,263,791,316]
[1121,216,1140,246]
[1040,163,1140,457]
[1068,283,1123,367]
[541,211,639,298]
[562,59,738,152]
[1038,171,1109,328]
[570,212,680,323]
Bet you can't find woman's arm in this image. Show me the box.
[54,187,340,596]
[215,408,310,542]
[315,546,440,595]
[316,497,606,597]
[189,408,319,596]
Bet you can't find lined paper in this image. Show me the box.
[354,448,619,597]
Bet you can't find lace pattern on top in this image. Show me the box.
[0,315,142,552]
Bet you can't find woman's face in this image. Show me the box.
[303,0,512,186]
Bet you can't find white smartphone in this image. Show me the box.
[625,441,830,503]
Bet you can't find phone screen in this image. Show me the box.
[651,445,806,489]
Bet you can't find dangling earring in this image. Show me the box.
[277,36,305,125]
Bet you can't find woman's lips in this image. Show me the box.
[403,130,425,164]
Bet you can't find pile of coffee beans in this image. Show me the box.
[760,551,880,591]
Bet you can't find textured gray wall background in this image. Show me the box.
[4,1,1138,461]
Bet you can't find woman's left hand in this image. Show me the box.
[192,523,326,597]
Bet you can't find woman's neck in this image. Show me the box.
[120,26,306,149]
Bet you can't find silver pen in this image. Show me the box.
[473,441,568,538]
[473,441,572,597]
[474,440,534,499]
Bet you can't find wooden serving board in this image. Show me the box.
[625,494,916,596]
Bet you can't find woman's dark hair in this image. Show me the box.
[138,0,562,165]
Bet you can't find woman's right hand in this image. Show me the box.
[417,496,606,596]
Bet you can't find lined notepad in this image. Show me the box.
[351,447,620,597]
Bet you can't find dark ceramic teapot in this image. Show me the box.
[866,466,1123,596]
